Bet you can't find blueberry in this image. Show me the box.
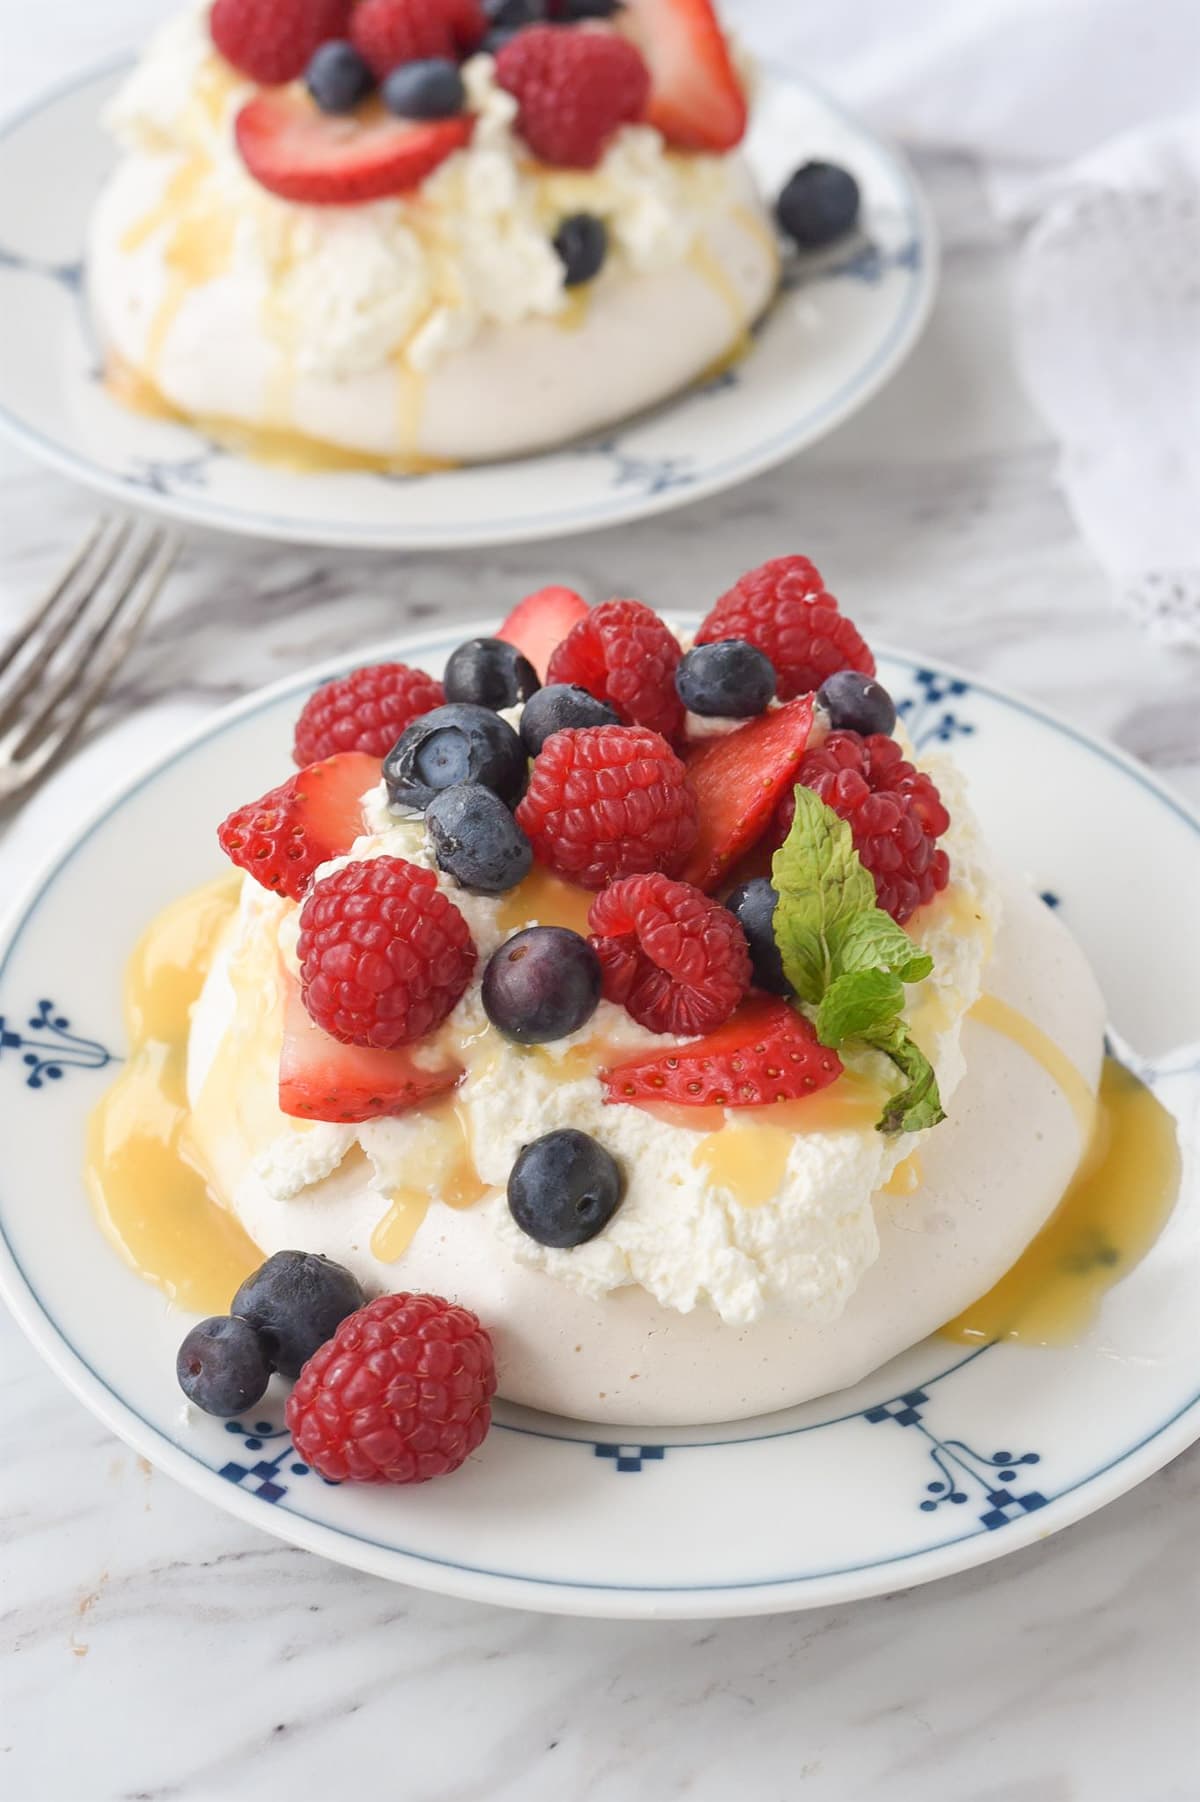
[817,670,897,737]
[675,639,776,718]
[725,878,791,996]
[553,214,608,288]
[555,0,624,15]
[230,1251,365,1380]
[519,683,619,755]
[427,784,533,893]
[485,0,546,25]
[444,636,541,711]
[776,161,861,250]
[482,927,601,1042]
[305,40,375,114]
[480,26,521,49]
[176,1315,271,1417]
[385,703,528,810]
[382,58,465,120]
[508,1128,624,1247]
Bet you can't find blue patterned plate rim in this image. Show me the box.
[0,59,937,549]
[0,629,1196,1617]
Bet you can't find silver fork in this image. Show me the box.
[0,517,179,806]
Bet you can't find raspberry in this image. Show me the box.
[293,662,445,766]
[786,731,952,924]
[602,996,844,1109]
[210,0,351,84]
[286,1293,496,1485]
[588,873,751,1035]
[696,556,875,702]
[350,0,483,77]
[297,856,476,1047]
[495,26,651,169]
[547,598,684,743]
[515,724,697,890]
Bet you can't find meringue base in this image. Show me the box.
[189,873,1105,1426]
[88,154,780,467]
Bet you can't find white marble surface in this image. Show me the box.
[2,9,1200,1801]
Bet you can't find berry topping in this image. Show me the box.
[676,639,776,719]
[235,92,473,205]
[515,724,697,889]
[210,0,351,85]
[817,669,897,738]
[383,56,467,119]
[293,662,445,766]
[696,556,875,702]
[546,597,685,742]
[588,872,751,1035]
[305,40,375,113]
[426,783,533,893]
[680,695,814,892]
[553,212,608,286]
[443,636,541,711]
[618,0,746,152]
[601,995,844,1109]
[787,731,952,925]
[724,878,790,996]
[518,683,619,755]
[279,978,463,1121]
[777,161,862,250]
[350,0,484,76]
[286,1293,496,1485]
[176,1316,271,1418]
[481,926,602,1042]
[384,703,527,810]
[559,0,624,14]
[217,749,380,901]
[297,856,476,1047]
[495,24,650,169]
[231,1250,366,1380]
[496,584,589,680]
[507,1128,625,1247]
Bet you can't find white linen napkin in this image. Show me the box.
[735,0,1200,645]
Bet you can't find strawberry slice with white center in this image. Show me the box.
[279,981,463,1123]
[618,0,747,153]
[496,585,589,681]
[681,696,815,893]
[235,92,474,206]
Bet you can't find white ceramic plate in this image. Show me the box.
[1,625,1197,1619]
[0,61,935,549]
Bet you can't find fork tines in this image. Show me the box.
[0,517,178,804]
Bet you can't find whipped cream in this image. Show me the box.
[189,731,1000,1329]
[102,5,760,381]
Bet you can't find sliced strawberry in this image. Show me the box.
[217,750,381,901]
[618,0,747,153]
[235,92,473,205]
[680,697,814,893]
[496,586,589,681]
[279,981,463,1123]
[602,995,842,1110]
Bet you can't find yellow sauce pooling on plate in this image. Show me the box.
[942,1054,1181,1346]
[85,880,263,1315]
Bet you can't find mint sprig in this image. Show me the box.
[771,786,945,1135]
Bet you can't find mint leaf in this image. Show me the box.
[866,1023,946,1134]
[770,781,945,1135]
[816,968,905,1044]
[771,787,875,1004]
[835,910,934,986]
